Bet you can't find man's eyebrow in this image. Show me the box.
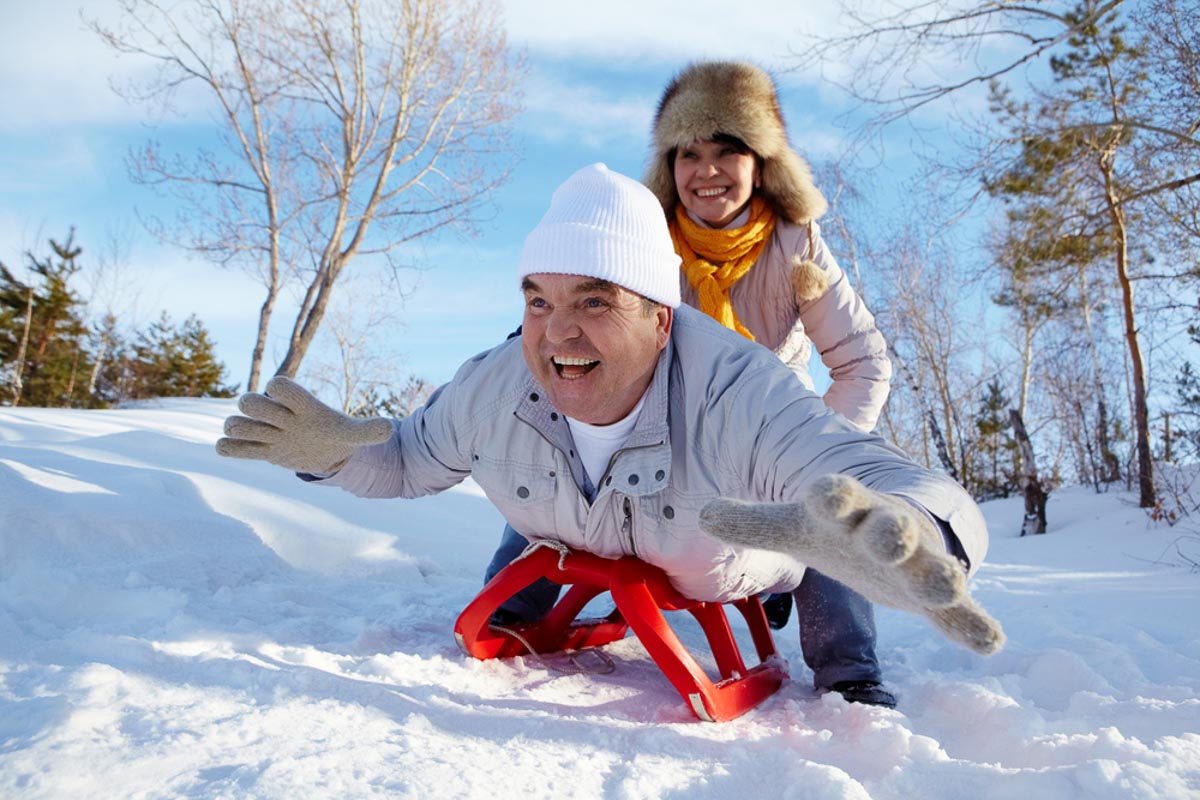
[574,279,619,294]
[520,277,619,294]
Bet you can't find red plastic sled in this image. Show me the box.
[454,545,788,722]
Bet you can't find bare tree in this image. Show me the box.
[91,0,522,392]
[983,5,1164,507]
[1010,408,1049,535]
[83,224,143,397]
[801,0,1200,508]
[799,0,1195,166]
[1141,0,1200,224]
[300,274,404,414]
[873,224,989,488]
[1143,0,1200,306]
[984,136,1124,486]
[8,285,34,406]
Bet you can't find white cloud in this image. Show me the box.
[519,70,657,151]
[0,2,134,129]
[501,0,843,70]
[0,0,213,132]
[498,1,862,158]
[514,59,852,163]
[2,0,824,135]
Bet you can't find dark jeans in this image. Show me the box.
[483,524,562,621]
[792,568,880,688]
[483,523,880,688]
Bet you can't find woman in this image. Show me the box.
[645,60,890,428]
[643,60,894,707]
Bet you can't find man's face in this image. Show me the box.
[521,273,672,425]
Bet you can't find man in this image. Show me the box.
[217,164,1004,708]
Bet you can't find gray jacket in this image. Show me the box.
[319,306,986,603]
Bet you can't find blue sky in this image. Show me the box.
[0,1,948,392]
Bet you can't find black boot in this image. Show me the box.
[762,592,793,630]
[830,680,897,709]
[488,608,526,627]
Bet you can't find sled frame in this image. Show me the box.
[454,546,787,722]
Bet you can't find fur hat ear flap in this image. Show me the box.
[760,151,828,226]
[644,155,679,221]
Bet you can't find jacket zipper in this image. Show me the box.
[621,496,637,556]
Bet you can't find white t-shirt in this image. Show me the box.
[566,393,647,488]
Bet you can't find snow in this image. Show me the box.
[2,398,1198,799]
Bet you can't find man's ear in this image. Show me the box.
[656,306,673,350]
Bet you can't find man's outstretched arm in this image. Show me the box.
[700,474,1005,655]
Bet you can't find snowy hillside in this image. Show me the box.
[1,399,1198,799]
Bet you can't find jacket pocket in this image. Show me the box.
[470,456,559,536]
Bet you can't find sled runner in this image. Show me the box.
[454,544,787,722]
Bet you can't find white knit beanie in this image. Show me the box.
[517,163,682,308]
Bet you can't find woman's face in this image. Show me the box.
[673,138,760,228]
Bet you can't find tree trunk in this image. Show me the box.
[11,285,33,406]
[248,287,277,393]
[888,345,959,480]
[87,334,108,397]
[1010,408,1048,535]
[1102,156,1155,508]
[1097,394,1121,484]
[1076,266,1120,485]
[1163,413,1172,463]
[275,265,338,379]
[1018,321,1033,420]
[64,345,80,406]
[247,193,284,394]
[1075,399,1103,492]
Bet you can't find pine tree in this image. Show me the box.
[983,3,1159,505]
[973,379,1018,500]
[0,231,96,407]
[125,312,238,400]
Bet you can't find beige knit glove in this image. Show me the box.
[700,474,1005,655]
[216,376,394,474]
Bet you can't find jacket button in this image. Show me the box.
[550,412,559,421]
[655,470,665,481]
[530,393,539,402]
[663,506,675,519]
[628,474,639,485]
[516,486,530,499]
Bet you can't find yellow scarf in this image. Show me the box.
[670,197,775,341]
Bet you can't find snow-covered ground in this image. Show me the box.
[1,399,1198,799]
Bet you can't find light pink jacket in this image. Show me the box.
[678,219,891,431]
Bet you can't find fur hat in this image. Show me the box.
[518,163,682,308]
[644,60,828,226]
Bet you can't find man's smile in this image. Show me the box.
[553,355,599,379]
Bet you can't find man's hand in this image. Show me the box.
[216,376,394,475]
[700,474,1005,655]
